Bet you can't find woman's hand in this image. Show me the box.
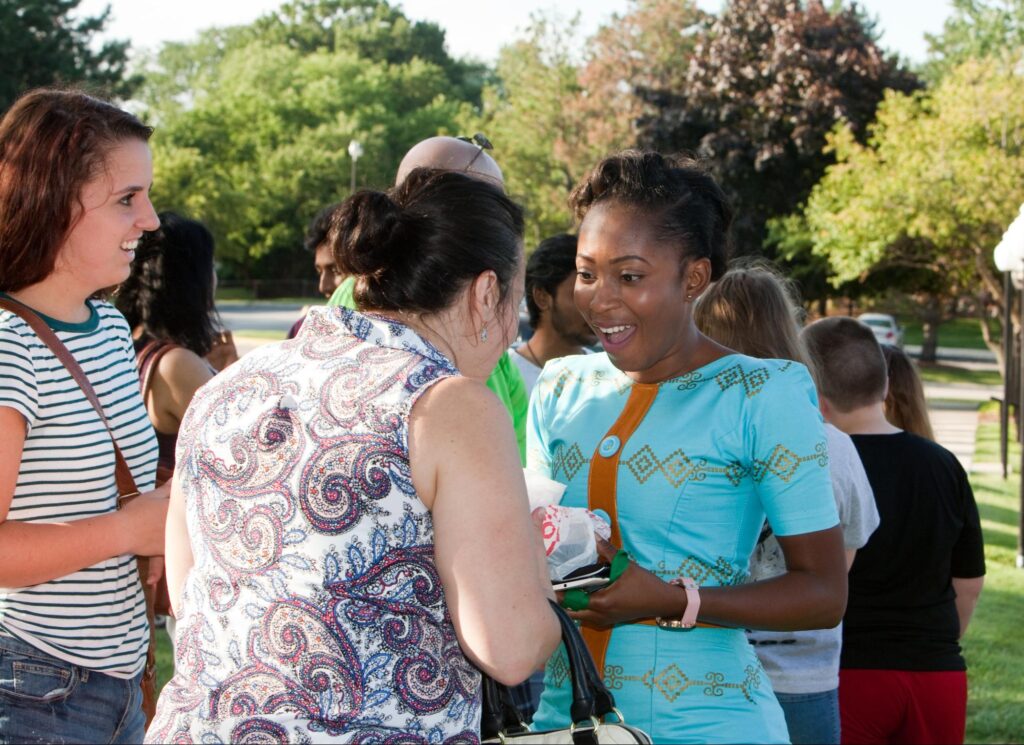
[568,538,686,629]
[120,481,171,557]
[145,556,165,587]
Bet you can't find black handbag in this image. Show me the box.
[480,600,651,744]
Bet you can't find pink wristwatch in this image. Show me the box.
[656,577,700,629]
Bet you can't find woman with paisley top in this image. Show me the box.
[148,169,559,742]
[527,152,848,744]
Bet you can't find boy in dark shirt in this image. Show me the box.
[801,317,985,745]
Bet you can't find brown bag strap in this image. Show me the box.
[582,383,659,678]
[0,298,139,501]
[137,339,177,400]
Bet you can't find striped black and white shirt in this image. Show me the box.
[0,297,157,678]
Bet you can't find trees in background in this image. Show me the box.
[638,0,918,270]
[779,59,1024,359]
[468,0,705,247]
[0,0,138,113]
[144,0,476,279]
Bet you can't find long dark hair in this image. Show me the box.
[117,212,220,356]
[0,89,153,291]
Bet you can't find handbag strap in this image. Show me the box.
[482,600,620,737]
[137,338,176,400]
[583,383,658,679]
[0,298,140,502]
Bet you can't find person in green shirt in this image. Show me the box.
[327,135,528,461]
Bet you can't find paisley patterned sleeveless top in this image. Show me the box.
[147,308,482,744]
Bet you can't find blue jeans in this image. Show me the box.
[774,688,840,745]
[0,630,144,745]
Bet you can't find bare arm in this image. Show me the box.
[0,406,169,587]
[574,525,848,632]
[164,472,194,617]
[410,377,560,685]
[952,576,984,639]
[845,548,856,570]
[148,347,215,432]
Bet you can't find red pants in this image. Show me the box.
[839,668,967,744]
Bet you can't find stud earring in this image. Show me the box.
[480,327,488,342]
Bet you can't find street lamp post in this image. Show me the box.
[348,140,363,193]
[993,204,1024,569]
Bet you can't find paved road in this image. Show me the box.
[218,303,303,333]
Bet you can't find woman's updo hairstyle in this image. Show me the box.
[569,151,732,280]
[331,168,524,314]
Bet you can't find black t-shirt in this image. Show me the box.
[842,432,986,672]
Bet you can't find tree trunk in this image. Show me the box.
[980,314,1004,374]
[919,296,941,362]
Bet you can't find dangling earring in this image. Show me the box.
[480,327,489,342]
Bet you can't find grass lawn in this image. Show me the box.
[902,317,996,351]
[962,405,1024,743]
[916,362,1003,388]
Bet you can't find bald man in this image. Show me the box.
[326,136,529,462]
[394,135,504,186]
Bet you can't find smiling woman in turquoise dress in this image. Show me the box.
[527,152,848,744]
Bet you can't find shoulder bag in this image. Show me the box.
[480,600,651,744]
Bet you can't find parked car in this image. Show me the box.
[857,313,904,348]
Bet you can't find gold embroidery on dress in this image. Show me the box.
[714,364,771,398]
[751,441,829,483]
[604,662,764,703]
[542,368,631,399]
[654,555,741,586]
[622,445,747,487]
[551,442,587,481]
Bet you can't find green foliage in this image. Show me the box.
[142,0,475,278]
[0,0,139,113]
[925,0,1024,81]
[639,0,918,264]
[466,14,585,247]
[785,59,1024,319]
[469,1,705,248]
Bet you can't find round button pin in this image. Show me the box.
[599,435,621,458]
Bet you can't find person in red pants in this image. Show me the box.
[802,317,986,744]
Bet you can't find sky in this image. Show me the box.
[77,0,954,65]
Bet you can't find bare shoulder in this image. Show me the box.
[157,346,215,382]
[410,376,510,438]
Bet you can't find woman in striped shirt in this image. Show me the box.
[0,90,169,744]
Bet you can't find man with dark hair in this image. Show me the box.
[801,316,986,745]
[511,233,596,392]
[305,202,347,302]
[287,203,348,339]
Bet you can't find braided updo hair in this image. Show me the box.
[569,151,732,280]
[331,167,524,314]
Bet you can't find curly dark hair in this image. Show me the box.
[116,212,220,356]
[569,151,732,280]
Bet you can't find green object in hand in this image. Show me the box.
[562,589,591,611]
[560,550,632,612]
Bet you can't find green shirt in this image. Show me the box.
[327,277,527,463]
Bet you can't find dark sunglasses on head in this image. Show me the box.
[457,132,494,171]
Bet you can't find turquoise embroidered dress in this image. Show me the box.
[528,352,838,744]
